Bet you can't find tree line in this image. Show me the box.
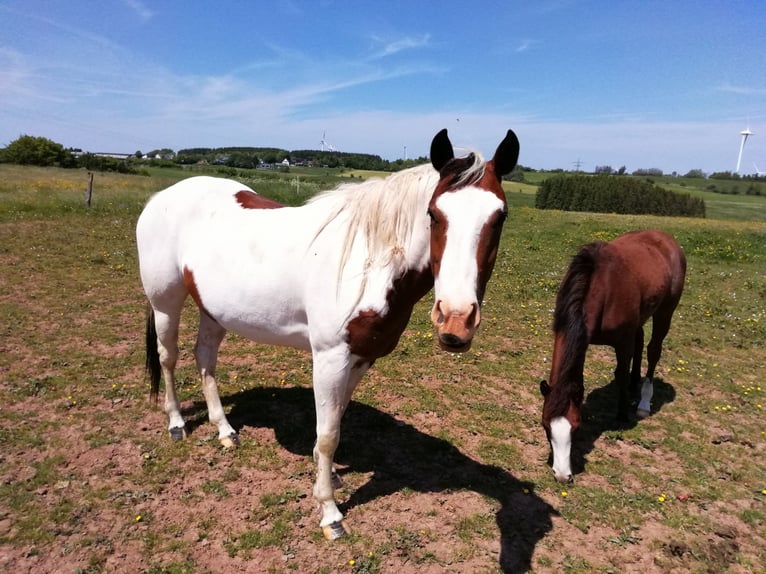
[535,174,706,218]
[0,135,433,173]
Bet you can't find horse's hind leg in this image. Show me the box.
[195,312,238,448]
[614,343,633,424]
[630,326,644,393]
[638,307,675,418]
[153,305,187,440]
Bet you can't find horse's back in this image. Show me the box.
[136,177,260,302]
[609,229,685,297]
[584,230,685,339]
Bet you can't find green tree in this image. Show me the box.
[1,135,74,167]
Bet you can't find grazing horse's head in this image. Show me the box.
[427,129,519,352]
[540,377,582,484]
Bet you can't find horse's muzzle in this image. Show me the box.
[431,300,480,353]
[437,333,473,353]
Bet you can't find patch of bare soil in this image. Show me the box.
[0,375,763,574]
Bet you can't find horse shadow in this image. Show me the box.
[184,386,556,573]
[569,377,676,477]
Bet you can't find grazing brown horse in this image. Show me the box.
[539,229,686,483]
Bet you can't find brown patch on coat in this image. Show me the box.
[234,190,285,210]
[346,267,433,361]
[183,266,210,316]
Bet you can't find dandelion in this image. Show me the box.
[658,493,667,503]
[561,491,568,498]
[348,559,355,566]
[135,515,142,522]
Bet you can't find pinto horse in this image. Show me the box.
[137,128,520,538]
[539,229,686,483]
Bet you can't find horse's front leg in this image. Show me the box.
[311,348,369,540]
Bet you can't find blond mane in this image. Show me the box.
[310,151,486,299]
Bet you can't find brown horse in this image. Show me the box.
[539,229,686,483]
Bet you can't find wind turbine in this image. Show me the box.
[735,127,753,174]
[320,131,335,152]
[754,162,766,177]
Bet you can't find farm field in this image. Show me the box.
[0,165,764,573]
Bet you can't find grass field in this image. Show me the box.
[0,164,764,573]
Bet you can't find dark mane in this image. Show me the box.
[544,242,605,419]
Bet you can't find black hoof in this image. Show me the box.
[169,426,187,441]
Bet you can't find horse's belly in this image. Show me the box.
[214,310,312,351]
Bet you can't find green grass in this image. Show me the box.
[0,164,764,573]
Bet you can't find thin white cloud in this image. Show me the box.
[369,34,431,59]
[515,40,538,53]
[716,83,766,96]
[123,0,153,21]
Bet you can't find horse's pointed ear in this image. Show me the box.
[430,128,454,172]
[492,129,520,179]
[540,380,551,397]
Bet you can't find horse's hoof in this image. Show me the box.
[637,408,651,419]
[322,520,349,540]
[169,426,187,441]
[219,433,240,449]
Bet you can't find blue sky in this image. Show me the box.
[1,1,765,174]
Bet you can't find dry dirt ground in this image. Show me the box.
[0,342,763,574]
[0,219,763,573]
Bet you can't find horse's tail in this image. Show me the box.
[145,305,161,405]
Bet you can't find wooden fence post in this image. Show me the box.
[85,172,94,208]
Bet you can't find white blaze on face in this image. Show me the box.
[549,416,573,483]
[433,188,504,311]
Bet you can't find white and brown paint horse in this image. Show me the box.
[137,128,520,539]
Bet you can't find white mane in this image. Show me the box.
[309,151,486,296]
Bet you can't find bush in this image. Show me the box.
[0,135,76,167]
[535,175,705,218]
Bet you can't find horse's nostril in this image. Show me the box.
[440,333,462,347]
[431,300,445,325]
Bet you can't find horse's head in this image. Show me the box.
[427,129,519,352]
[540,379,580,483]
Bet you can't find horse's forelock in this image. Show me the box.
[439,151,486,189]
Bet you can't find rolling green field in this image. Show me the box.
[0,165,764,573]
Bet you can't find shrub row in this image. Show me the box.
[535,175,705,218]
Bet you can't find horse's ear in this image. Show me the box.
[540,380,551,397]
[430,128,454,172]
[492,129,520,179]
